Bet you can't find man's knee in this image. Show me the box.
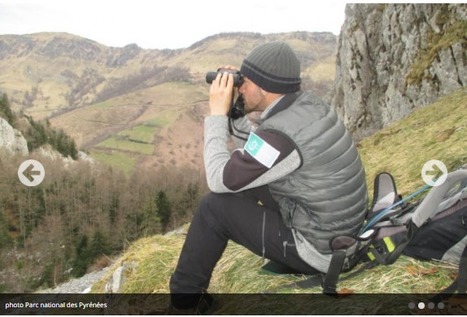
[198,192,222,216]
[195,192,228,230]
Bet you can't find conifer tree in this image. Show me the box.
[0,93,15,125]
[155,190,171,232]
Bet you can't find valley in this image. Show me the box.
[0,31,337,173]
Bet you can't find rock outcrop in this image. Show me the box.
[0,117,28,155]
[332,4,466,140]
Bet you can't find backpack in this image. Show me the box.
[268,166,467,295]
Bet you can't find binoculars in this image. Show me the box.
[205,69,244,87]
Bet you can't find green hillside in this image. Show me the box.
[89,88,467,313]
[0,32,337,174]
[359,88,467,197]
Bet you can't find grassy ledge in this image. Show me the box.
[91,88,466,313]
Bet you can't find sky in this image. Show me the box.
[0,0,347,49]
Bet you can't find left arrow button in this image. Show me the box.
[18,159,45,187]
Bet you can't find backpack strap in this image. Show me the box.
[381,220,419,265]
[322,237,355,294]
[371,172,400,214]
[441,243,467,294]
[292,232,377,294]
[457,244,467,293]
[263,232,376,294]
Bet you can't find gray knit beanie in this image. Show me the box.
[240,42,301,94]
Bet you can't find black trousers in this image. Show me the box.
[169,188,319,307]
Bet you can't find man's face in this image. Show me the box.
[238,77,267,114]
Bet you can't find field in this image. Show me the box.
[51,81,208,173]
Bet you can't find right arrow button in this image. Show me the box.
[421,159,448,187]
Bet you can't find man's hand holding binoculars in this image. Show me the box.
[208,71,235,116]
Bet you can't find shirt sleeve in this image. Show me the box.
[204,115,302,193]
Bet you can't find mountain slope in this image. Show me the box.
[0,31,337,172]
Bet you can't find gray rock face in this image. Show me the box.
[332,4,466,140]
[0,117,28,155]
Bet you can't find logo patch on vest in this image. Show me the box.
[244,132,280,168]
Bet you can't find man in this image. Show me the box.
[169,42,368,312]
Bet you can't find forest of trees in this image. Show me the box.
[0,94,206,292]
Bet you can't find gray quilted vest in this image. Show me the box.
[259,91,368,254]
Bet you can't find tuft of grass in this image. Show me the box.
[406,17,467,86]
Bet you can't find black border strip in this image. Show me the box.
[1,293,466,315]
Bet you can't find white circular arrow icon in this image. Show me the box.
[421,160,447,187]
[18,159,45,187]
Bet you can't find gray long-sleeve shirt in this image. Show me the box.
[204,95,303,194]
[204,115,301,193]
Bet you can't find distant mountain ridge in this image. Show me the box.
[0,31,337,172]
[0,31,337,116]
